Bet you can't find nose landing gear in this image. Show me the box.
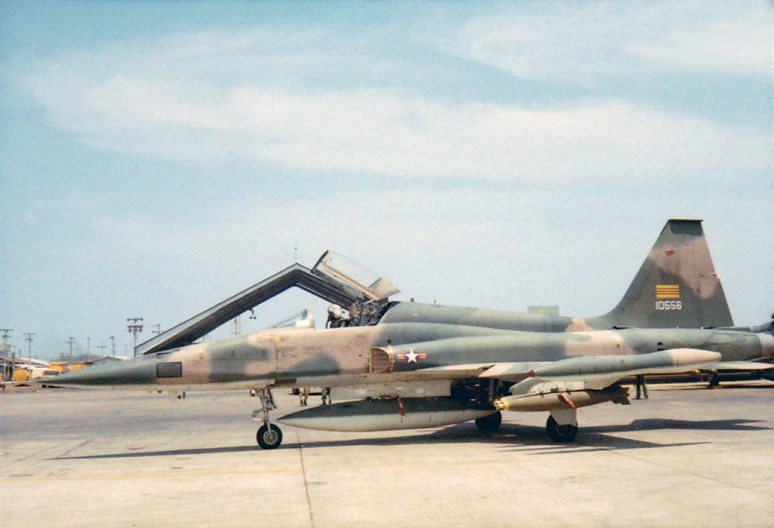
[252,388,283,449]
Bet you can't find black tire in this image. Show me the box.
[475,411,502,434]
[256,424,283,449]
[546,415,578,443]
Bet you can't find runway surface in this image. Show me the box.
[2,383,773,527]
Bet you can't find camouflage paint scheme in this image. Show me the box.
[52,320,773,391]
[50,220,773,446]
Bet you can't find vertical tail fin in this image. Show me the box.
[593,219,733,329]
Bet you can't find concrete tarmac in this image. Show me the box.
[1,383,773,528]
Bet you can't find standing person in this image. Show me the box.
[635,375,649,399]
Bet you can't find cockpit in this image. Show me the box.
[313,251,401,328]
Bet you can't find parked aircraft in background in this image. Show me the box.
[50,220,774,448]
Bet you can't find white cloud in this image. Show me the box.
[438,2,772,82]
[12,4,771,184]
[19,51,770,182]
[627,6,772,78]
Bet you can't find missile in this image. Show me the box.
[529,348,722,381]
[495,383,630,412]
[279,397,496,432]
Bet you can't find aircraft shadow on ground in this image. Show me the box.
[495,418,770,454]
[54,445,261,460]
[52,417,768,460]
[654,383,774,392]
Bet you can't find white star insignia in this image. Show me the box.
[405,350,419,363]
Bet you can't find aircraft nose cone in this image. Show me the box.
[47,359,157,388]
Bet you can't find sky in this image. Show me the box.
[1,1,772,360]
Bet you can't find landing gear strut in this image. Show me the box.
[252,389,283,449]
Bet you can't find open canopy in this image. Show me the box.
[313,251,400,301]
[136,250,400,355]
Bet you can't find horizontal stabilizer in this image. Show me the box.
[703,361,774,372]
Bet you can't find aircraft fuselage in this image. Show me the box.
[57,322,774,392]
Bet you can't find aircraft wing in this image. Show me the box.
[390,347,721,386]
[517,348,722,389]
[421,349,720,390]
[406,349,721,390]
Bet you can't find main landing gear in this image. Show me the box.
[474,409,579,442]
[475,411,502,434]
[252,388,283,450]
[546,410,578,443]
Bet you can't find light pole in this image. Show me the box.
[109,336,115,356]
[127,317,144,358]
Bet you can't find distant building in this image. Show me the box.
[91,356,130,366]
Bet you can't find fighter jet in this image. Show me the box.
[50,220,774,449]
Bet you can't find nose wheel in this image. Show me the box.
[252,388,283,450]
[257,423,283,449]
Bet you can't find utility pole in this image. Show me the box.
[24,332,35,360]
[87,337,91,361]
[1,328,12,353]
[1,329,12,381]
[127,317,143,358]
[97,342,107,357]
[66,337,76,361]
[109,336,115,356]
[153,324,161,335]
